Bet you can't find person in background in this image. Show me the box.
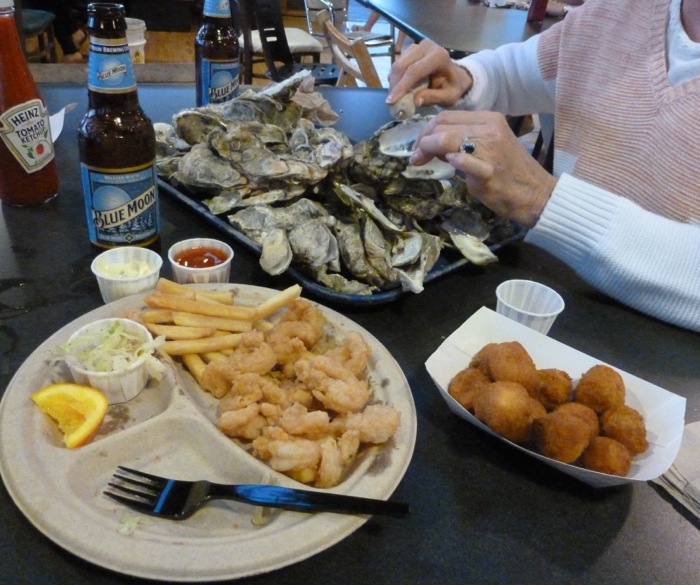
[386,0,700,333]
[25,0,86,63]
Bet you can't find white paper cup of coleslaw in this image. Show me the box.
[63,318,157,404]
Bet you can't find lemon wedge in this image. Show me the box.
[31,383,109,448]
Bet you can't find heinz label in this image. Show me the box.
[0,99,55,173]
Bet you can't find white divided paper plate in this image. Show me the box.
[0,284,416,581]
[425,307,685,488]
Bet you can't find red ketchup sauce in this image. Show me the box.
[174,246,229,268]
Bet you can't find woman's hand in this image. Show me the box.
[386,40,473,111]
[411,111,557,228]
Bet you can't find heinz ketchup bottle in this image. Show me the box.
[0,0,59,206]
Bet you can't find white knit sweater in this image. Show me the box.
[457,0,700,332]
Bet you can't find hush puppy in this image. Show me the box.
[532,410,592,463]
[581,436,632,476]
[554,402,599,441]
[531,368,573,411]
[469,341,538,392]
[573,364,625,414]
[448,367,491,412]
[473,381,546,445]
[600,404,648,456]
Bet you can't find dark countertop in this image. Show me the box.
[1,83,699,585]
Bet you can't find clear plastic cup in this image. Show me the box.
[495,279,565,334]
[168,238,233,284]
[91,247,162,304]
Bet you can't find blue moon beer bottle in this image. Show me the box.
[78,2,159,247]
[195,0,240,106]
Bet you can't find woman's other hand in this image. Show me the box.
[411,110,557,228]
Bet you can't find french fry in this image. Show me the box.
[139,309,174,324]
[172,311,253,332]
[141,282,306,391]
[144,292,256,320]
[253,319,275,332]
[180,354,208,389]
[253,285,302,320]
[156,277,235,304]
[145,323,217,340]
[162,333,243,356]
[201,351,229,362]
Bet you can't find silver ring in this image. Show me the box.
[459,138,476,154]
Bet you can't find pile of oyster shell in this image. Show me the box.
[155,72,516,296]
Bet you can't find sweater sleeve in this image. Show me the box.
[454,34,556,116]
[525,174,700,332]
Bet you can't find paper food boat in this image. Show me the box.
[425,307,686,488]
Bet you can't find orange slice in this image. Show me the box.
[31,383,109,449]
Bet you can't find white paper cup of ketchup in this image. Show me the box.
[167,238,233,284]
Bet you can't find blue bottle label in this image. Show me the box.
[203,0,232,18]
[199,58,240,104]
[88,37,137,93]
[81,162,159,246]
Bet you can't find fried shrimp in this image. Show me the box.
[266,437,322,473]
[324,331,372,378]
[217,403,267,440]
[201,298,400,488]
[282,299,327,339]
[217,373,265,414]
[278,402,330,439]
[201,330,277,396]
[315,432,360,488]
[331,403,401,444]
[296,355,371,414]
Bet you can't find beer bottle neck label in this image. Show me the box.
[88,37,137,93]
[203,0,232,18]
[0,99,55,174]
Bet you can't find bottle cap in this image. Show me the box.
[0,0,15,8]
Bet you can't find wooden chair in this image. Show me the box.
[16,7,58,63]
[317,9,382,88]
[306,0,395,61]
[237,0,338,85]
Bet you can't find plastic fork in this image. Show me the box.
[104,466,409,519]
